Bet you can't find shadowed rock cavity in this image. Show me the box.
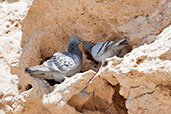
[68,84,127,114]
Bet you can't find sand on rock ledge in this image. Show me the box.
[0,0,171,114]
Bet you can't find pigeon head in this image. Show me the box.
[69,36,82,46]
[68,36,82,54]
[81,41,94,54]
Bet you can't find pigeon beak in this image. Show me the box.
[78,39,83,42]
[78,39,84,43]
[78,39,82,42]
[77,39,84,45]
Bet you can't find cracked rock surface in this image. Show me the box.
[0,0,171,114]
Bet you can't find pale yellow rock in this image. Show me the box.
[106,25,171,114]
[0,0,171,114]
[0,0,34,113]
[42,71,95,114]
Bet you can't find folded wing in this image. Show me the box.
[43,51,79,73]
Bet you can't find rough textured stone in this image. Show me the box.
[106,25,171,114]
[0,0,171,114]
[22,0,171,47]
[0,0,33,113]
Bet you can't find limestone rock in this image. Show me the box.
[106,25,171,114]
[0,0,33,113]
[0,0,171,114]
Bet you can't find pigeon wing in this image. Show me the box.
[43,51,79,73]
[92,41,115,57]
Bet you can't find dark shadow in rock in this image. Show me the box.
[45,79,63,86]
[68,94,92,113]
[25,84,33,91]
[113,84,128,114]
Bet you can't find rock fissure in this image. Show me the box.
[1,0,171,114]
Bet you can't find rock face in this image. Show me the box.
[0,0,171,114]
[0,0,33,114]
[106,26,171,114]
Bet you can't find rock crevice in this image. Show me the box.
[0,0,171,114]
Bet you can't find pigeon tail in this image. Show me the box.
[109,38,128,55]
[25,65,65,82]
[25,65,52,78]
[112,38,128,48]
[25,64,50,72]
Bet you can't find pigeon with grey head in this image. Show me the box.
[79,38,129,96]
[25,36,83,83]
[82,38,128,69]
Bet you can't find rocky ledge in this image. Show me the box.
[0,0,170,114]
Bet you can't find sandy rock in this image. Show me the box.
[0,0,33,113]
[106,25,171,114]
[22,0,171,46]
[0,0,171,114]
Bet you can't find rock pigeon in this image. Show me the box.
[82,38,128,69]
[80,38,129,96]
[25,36,83,83]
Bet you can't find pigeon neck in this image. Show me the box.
[68,43,82,64]
[68,43,81,53]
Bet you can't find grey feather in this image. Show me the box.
[79,38,128,96]
[82,38,128,64]
[25,36,83,83]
